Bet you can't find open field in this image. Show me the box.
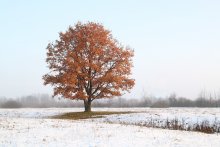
[0,108,220,146]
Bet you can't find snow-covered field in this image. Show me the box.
[0,108,220,146]
[95,108,220,132]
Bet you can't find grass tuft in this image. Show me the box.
[52,111,133,120]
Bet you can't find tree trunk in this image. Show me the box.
[84,99,92,112]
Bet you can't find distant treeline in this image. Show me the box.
[0,93,220,108]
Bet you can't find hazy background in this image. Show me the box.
[1,0,220,99]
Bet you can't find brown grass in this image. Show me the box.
[52,111,133,120]
[52,111,220,134]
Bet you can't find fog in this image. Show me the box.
[1,91,220,108]
[1,1,220,99]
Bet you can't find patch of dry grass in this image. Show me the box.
[52,111,133,120]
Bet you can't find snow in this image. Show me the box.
[0,108,220,146]
[94,108,220,130]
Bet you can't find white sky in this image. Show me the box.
[0,0,220,99]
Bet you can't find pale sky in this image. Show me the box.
[1,0,220,99]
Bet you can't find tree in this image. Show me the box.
[43,22,135,112]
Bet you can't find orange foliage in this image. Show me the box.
[43,22,135,105]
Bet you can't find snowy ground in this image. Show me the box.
[0,108,220,146]
[94,108,220,132]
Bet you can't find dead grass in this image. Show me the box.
[52,111,220,134]
[52,111,133,120]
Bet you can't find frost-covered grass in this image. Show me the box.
[0,108,220,146]
[93,108,220,133]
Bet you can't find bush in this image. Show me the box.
[150,100,169,108]
[0,100,22,108]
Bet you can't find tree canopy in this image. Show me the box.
[43,22,135,111]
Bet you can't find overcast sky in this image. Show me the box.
[1,0,220,99]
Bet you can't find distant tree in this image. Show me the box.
[1,100,22,108]
[43,22,135,112]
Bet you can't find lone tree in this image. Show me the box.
[43,22,135,112]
